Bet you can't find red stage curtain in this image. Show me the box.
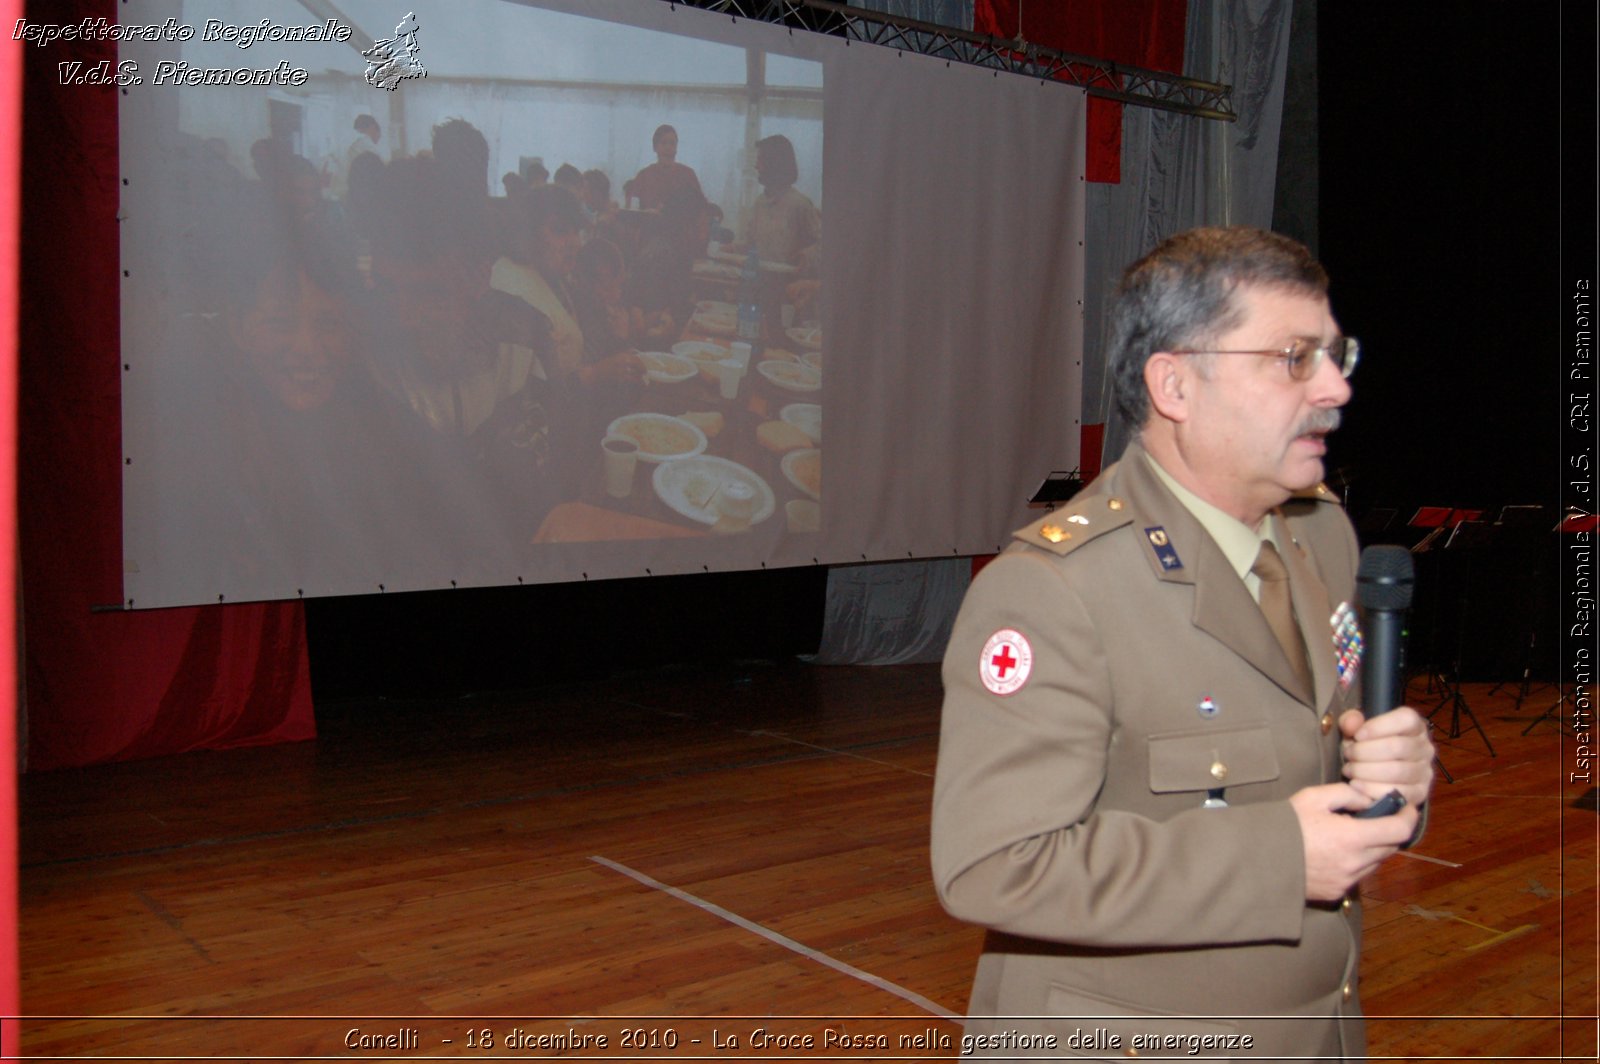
[18,0,314,771]
[974,0,1187,183]
[3,0,21,1046]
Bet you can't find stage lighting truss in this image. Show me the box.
[661,0,1236,121]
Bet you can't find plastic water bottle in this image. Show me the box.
[736,249,762,344]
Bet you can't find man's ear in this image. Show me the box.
[1144,352,1190,422]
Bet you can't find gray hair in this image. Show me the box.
[1108,227,1329,428]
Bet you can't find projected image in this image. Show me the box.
[123,0,825,604]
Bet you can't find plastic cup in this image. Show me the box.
[712,480,757,534]
[715,359,744,400]
[601,435,639,498]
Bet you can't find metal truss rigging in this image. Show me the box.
[659,0,1235,121]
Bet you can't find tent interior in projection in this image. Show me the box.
[118,0,1086,609]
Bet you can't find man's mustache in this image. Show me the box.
[1297,409,1342,436]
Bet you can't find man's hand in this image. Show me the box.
[1339,706,1434,810]
[1290,782,1419,901]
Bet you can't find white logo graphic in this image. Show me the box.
[363,12,426,91]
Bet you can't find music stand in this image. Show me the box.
[1409,506,1447,554]
[1427,518,1496,757]
[1028,470,1084,510]
[1409,505,1484,552]
[1407,506,1481,700]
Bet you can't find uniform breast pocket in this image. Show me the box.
[1147,724,1280,795]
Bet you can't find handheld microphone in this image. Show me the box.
[1357,545,1415,717]
[1350,545,1415,819]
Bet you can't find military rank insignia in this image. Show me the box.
[1330,601,1363,692]
[1144,526,1183,571]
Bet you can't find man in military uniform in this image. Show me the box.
[931,227,1434,1060]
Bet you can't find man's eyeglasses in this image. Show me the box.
[1173,336,1360,382]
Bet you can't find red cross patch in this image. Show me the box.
[979,629,1033,696]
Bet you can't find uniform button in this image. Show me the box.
[1321,712,1334,735]
[1108,498,1124,511]
[1342,897,1353,912]
[1342,983,1353,1001]
[1210,761,1228,781]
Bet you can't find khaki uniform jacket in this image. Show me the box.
[931,442,1364,1061]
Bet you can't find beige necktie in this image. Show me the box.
[1252,540,1313,696]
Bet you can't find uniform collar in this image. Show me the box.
[1142,452,1273,593]
[1114,441,1321,707]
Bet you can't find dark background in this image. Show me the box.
[1318,3,1564,518]
[1314,2,1581,682]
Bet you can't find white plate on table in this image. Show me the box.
[606,413,708,463]
[710,250,798,275]
[674,340,733,381]
[690,311,737,336]
[638,351,697,384]
[786,326,822,351]
[781,448,821,500]
[692,259,742,281]
[757,360,821,393]
[653,456,776,526]
[779,403,822,444]
[672,340,731,363]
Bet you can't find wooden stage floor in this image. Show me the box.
[17,663,1599,1060]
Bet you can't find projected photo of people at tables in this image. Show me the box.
[122,7,826,605]
[346,116,824,551]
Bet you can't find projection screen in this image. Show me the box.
[118,0,1086,608]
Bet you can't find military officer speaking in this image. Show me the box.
[931,227,1434,1060]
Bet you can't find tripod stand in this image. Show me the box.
[1521,684,1581,736]
[1423,517,1496,757]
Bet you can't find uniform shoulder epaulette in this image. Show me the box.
[1012,492,1137,557]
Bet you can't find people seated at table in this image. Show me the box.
[734,134,820,270]
[581,169,618,222]
[570,237,634,362]
[257,149,334,229]
[160,184,460,592]
[628,186,720,343]
[489,184,646,383]
[625,124,704,210]
[553,163,584,202]
[489,184,591,378]
[432,117,492,203]
[360,157,581,540]
[343,149,386,246]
